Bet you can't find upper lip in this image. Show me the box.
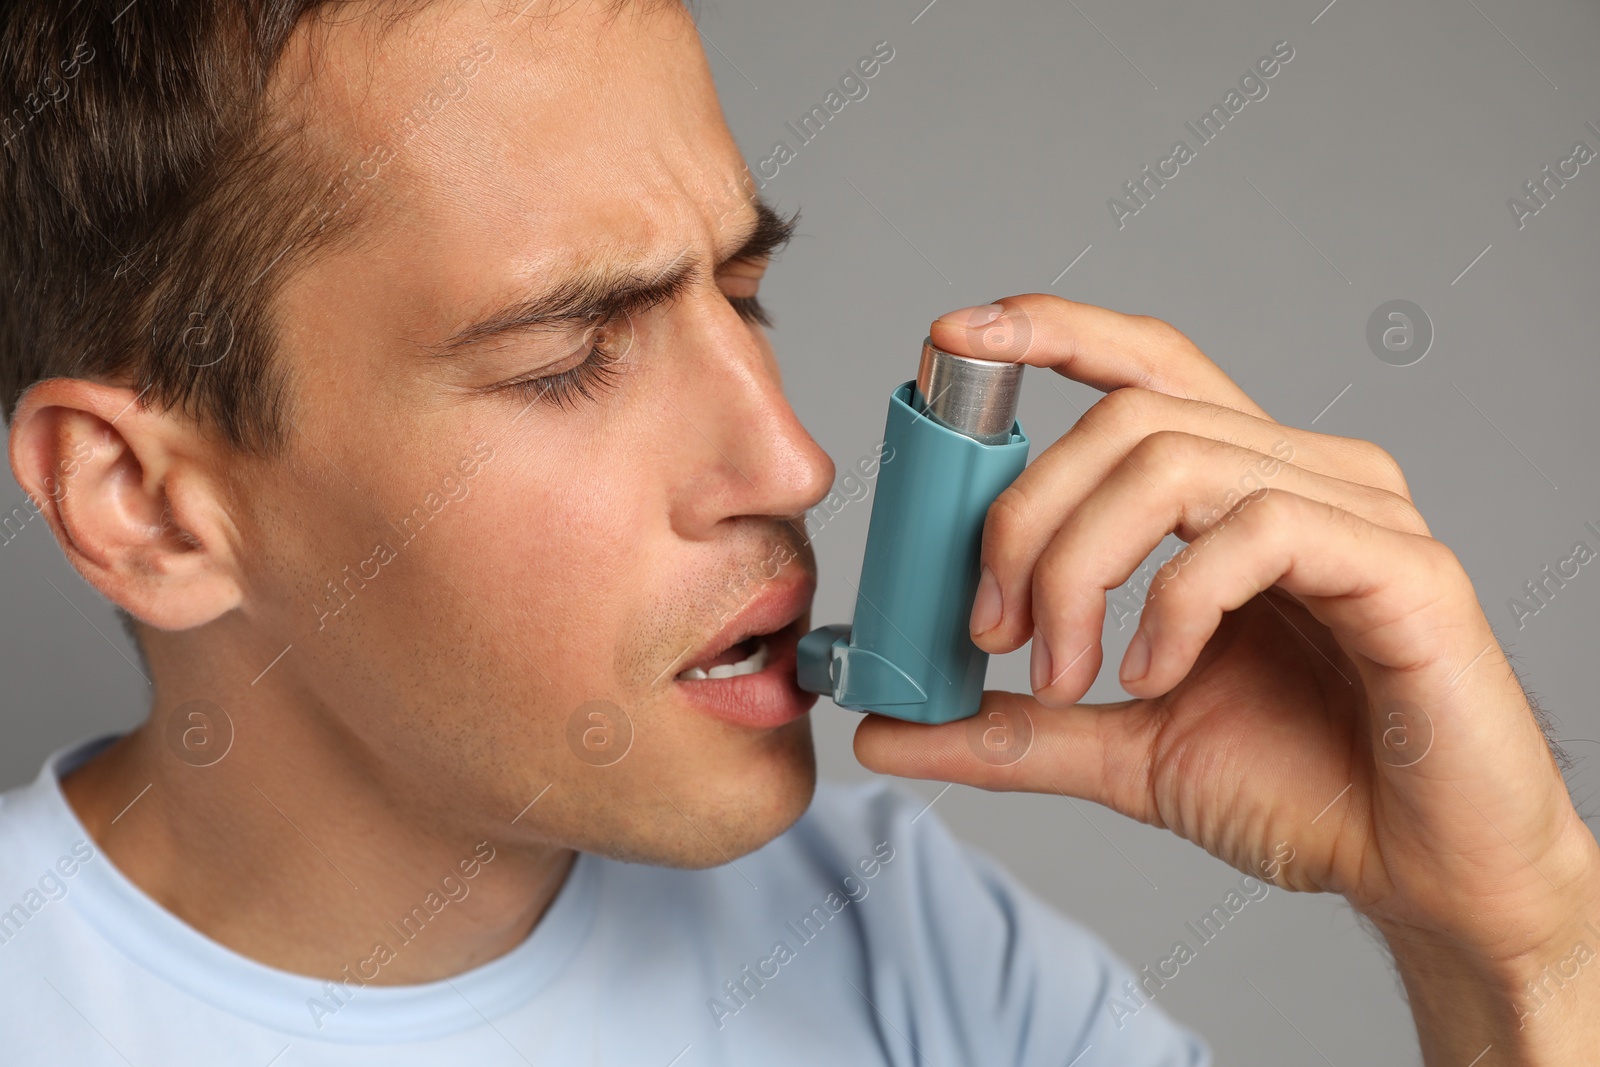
[673,568,815,677]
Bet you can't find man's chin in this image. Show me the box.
[585,716,818,870]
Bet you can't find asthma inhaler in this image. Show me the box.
[796,339,1028,725]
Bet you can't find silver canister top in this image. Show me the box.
[914,338,1023,445]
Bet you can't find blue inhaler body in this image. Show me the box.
[797,339,1028,725]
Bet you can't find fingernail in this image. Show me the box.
[970,566,1002,635]
[1030,629,1052,692]
[936,303,1004,329]
[1121,629,1151,684]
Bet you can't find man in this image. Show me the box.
[1,0,1595,1063]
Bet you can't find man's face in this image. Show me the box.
[229,0,836,864]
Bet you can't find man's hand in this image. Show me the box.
[852,294,1600,1064]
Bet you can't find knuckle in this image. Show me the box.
[1140,427,1195,455]
[1032,539,1073,594]
[1081,386,1145,442]
[1420,535,1469,590]
[1234,485,1291,528]
[1033,545,1096,627]
[1138,314,1197,354]
[1131,428,1199,485]
[1150,546,1190,592]
[1010,291,1065,312]
[1006,292,1060,321]
[1353,439,1413,499]
[1098,384,1154,424]
[983,485,1030,559]
[1367,445,1410,495]
[1376,491,1430,537]
[1423,535,1458,571]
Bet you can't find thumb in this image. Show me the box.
[851,690,1163,823]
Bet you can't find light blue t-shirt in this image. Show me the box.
[0,736,1210,1065]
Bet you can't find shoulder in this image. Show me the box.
[0,754,96,880]
[781,778,1213,1066]
[786,776,921,875]
[788,777,1088,951]
[0,751,104,956]
[785,776,1089,965]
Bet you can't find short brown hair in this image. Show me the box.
[0,0,380,455]
[0,0,681,457]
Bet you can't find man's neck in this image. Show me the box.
[60,719,577,985]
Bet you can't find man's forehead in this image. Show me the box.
[285,0,717,211]
[269,0,759,349]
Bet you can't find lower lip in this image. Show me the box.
[672,619,816,729]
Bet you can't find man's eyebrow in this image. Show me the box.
[431,197,799,355]
[726,196,800,272]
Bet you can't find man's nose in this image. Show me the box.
[665,297,835,537]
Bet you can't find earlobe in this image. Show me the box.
[8,378,244,631]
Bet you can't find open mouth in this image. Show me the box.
[665,576,815,728]
[675,635,772,681]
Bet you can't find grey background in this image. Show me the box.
[4,0,1600,1062]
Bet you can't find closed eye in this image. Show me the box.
[728,294,772,328]
[491,262,776,412]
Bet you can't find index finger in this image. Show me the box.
[928,294,1274,421]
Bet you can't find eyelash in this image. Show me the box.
[502,293,772,409]
[727,294,772,329]
[505,335,625,411]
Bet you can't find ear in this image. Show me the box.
[8,378,244,630]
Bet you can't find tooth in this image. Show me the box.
[723,641,769,677]
[677,640,770,682]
